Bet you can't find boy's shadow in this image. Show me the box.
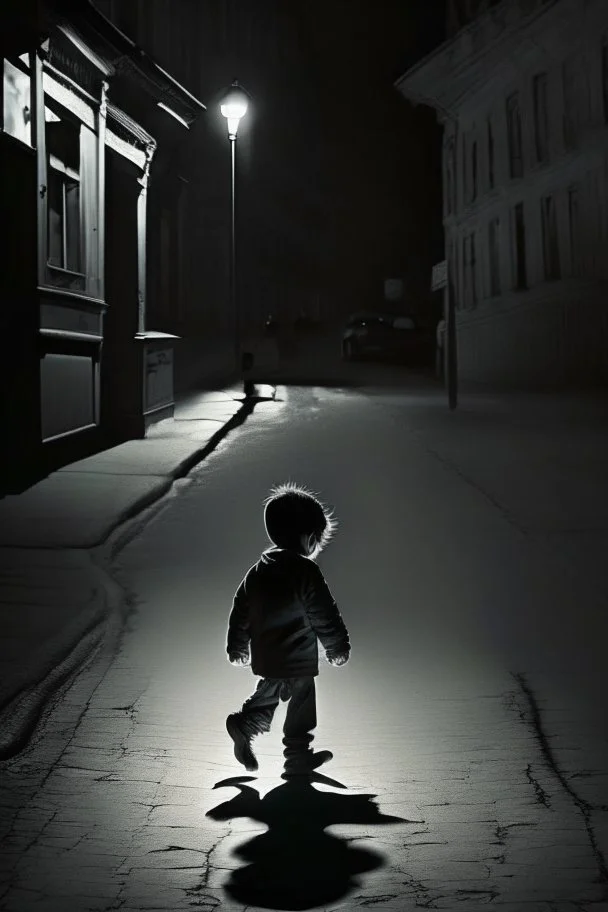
[206,772,410,910]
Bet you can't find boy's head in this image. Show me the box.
[263,482,337,558]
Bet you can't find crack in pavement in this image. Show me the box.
[525,762,552,808]
[513,672,608,890]
[183,827,232,908]
[409,436,530,537]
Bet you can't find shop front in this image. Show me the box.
[1,0,204,491]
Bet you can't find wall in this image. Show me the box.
[444,0,608,386]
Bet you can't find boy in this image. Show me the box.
[225,482,351,776]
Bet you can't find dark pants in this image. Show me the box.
[236,676,317,763]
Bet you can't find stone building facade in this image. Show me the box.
[396,0,608,386]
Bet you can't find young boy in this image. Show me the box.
[225,482,351,776]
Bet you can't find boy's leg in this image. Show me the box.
[227,678,281,771]
[282,677,332,772]
[238,678,282,736]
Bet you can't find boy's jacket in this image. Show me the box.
[227,547,350,677]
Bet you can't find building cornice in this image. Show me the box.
[49,0,206,126]
[395,0,563,117]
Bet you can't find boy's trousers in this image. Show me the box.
[236,676,316,762]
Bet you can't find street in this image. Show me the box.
[1,380,607,912]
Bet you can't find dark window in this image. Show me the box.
[603,38,608,124]
[562,57,576,148]
[513,203,527,289]
[45,107,81,273]
[568,186,581,276]
[533,72,549,163]
[449,239,459,309]
[488,218,501,297]
[462,134,468,203]
[506,92,523,178]
[445,138,455,216]
[487,117,495,189]
[541,195,561,280]
[461,236,467,307]
[471,140,478,201]
[464,232,477,307]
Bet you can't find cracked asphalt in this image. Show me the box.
[1,382,607,912]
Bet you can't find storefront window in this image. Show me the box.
[45,105,82,273]
[3,58,32,145]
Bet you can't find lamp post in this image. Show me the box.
[219,81,249,379]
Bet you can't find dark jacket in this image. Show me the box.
[226,548,350,678]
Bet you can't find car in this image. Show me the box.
[341,311,432,365]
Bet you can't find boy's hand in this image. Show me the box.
[228,652,250,667]
[327,651,349,667]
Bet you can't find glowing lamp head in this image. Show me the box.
[219,82,249,138]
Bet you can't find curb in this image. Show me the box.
[0,389,273,762]
[0,557,119,761]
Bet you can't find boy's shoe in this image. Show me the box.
[282,749,333,777]
[226,714,258,772]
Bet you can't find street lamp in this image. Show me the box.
[219,81,249,379]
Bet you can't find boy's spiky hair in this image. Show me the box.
[263,482,337,553]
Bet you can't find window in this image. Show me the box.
[603,38,608,124]
[541,195,561,280]
[562,55,591,149]
[445,138,455,216]
[506,92,523,178]
[45,105,82,275]
[471,140,478,201]
[448,239,458,308]
[533,72,549,163]
[463,232,477,308]
[3,56,32,145]
[462,133,468,203]
[513,202,527,289]
[488,218,501,297]
[562,57,576,149]
[487,116,495,189]
[568,186,581,276]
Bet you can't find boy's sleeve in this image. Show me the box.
[302,563,350,658]
[226,579,251,658]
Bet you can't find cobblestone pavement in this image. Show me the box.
[1,387,607,912]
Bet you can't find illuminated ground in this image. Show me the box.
[1,380,607,911]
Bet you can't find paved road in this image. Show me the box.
[1,382,607,911]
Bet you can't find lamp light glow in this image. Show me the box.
[219,81,249,138]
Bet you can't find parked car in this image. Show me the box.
[341,311,433,365]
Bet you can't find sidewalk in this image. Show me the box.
[0,384,275,760]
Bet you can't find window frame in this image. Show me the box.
[567,185,581,277]
[488,217,501,298]
[463,231,478,309]
[487,115,495,190]
[602,37,608,125]
[541,194,561,281]
[532,71,549,164]
[512,202,528,291]
[43,94,86,287]
[37,62,102,298]
[506,91,524,179]
[471,139,478,202]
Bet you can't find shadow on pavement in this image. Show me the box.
[206,773,408,910]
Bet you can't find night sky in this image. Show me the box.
[300,0,447,310]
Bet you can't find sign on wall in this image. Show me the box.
[431,260,447,291]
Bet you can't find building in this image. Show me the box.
[396,0,608,386]
[1,0,204,493]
